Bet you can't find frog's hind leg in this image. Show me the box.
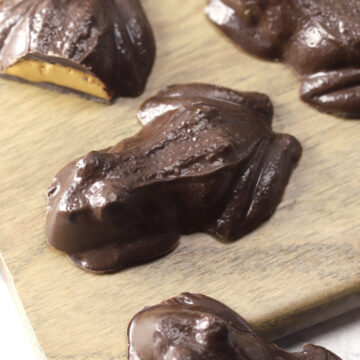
[205,134,302,241]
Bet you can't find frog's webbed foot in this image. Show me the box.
[295,344,342,360]
[206,134,302,240]
[301,69,360,118]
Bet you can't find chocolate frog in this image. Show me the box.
[0,0,155,102]
[206,0,360,118]
[128,293,342,360]
[46,84,302,273]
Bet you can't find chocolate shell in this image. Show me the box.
[46,84,302,273]
[206,0,360,118]
[0,0,155,102]
[128,293,342,360]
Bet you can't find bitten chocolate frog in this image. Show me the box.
[46,84,302,273]
[128,293,342,360]
[0,0,155,102]
[206,0,360,118]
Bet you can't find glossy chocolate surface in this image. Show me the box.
[128,293,342,360]
[46,84,301,273]
[206,0,360,118]
[0,0,155,101]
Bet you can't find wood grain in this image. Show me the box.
[0,1,359,359]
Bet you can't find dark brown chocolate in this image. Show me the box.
[46,84,301,273]
[128,293,342,360]
[0,0,155,101]
[206,0,360,118]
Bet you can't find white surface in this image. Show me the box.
[0,255,45,360]
[277,308,360,359]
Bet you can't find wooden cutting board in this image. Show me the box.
[0,1,359,359]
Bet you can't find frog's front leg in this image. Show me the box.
[206,134,302,241]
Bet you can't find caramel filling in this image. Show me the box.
[4,59,112,100]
